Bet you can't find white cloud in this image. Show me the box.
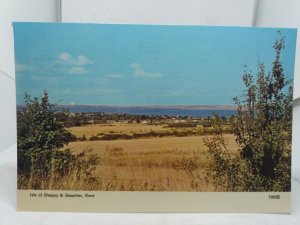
[57,52,94,66]
[15,63,36,72]
[56,52,93,75]
[58,52,72,62]
[130,63,162,78]
[77,55,93,66]
[15,64,28,72]
[67,66,88,74]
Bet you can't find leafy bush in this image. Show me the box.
[204,35,292,192]
[99,133,132,140]
[168,123,197,128]
[89,135,101,141]
[204,117,248,191]
[17,91,100,190]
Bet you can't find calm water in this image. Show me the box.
[55,105,236,118]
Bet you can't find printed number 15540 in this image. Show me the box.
[269,194,280,199]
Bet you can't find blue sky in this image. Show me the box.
[14,23,297,106]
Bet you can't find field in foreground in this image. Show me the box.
[66,123,238,191]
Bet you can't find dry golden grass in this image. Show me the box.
[18,149,101,191]
[68,134,238,154]
[19,121,238,191]
[65,132,238,191]
[96,166,195,191]
[69,123,167,138]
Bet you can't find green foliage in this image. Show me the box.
[204,116,248,191]
[50,148,101,189]
[204,35,292,191]
[17,90,100,189]
[18,91,72,180]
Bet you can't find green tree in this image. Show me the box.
[204,35,292,191]
[204,116,247,191]
[17,90,73,188]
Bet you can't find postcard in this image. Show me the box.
[14,22,297,212]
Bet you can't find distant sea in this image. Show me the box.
[55,105,236,118]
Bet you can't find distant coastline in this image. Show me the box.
[17,104,237,117]
[55,105,237,117]
[56,104,237,110]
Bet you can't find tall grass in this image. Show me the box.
[92,146,214,191]
[18,149,101,190]
[18,134,237,191]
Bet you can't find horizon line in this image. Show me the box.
[17,103,237,110]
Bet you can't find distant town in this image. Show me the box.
[55,111,233,128]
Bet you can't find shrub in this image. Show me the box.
[203,117,247,191]
[17,91,100,190]
[99,133,132,140]
[204,35,292,192]
[89,135,101,141]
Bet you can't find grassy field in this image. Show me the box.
[65,123,238,191]
[69,123,167,138]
